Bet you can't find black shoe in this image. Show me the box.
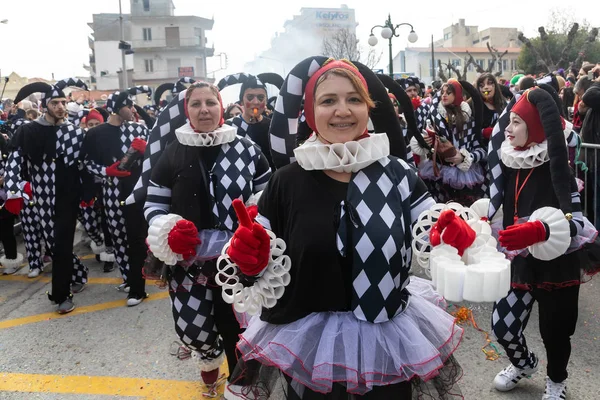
[126,293,149,307]
[103,262,115,273]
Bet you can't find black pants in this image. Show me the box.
[213,283,243,375]
[492,285,580,383]
[287,378,412,399]
[0,210,17,259]
[51,197,79,304]
[123,202,147,298]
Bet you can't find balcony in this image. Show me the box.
[131,38,214,55]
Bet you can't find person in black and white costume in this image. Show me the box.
[5,78,90,313]
[218,72,283,171]
[144,81,271,397]
[411,79,486,206]
[216,57,463,399]
[397,76,429,132]
[154,77,197,117]
[486,87,600,400]
[83,86,151,306]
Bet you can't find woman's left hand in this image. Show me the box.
[445,153,464,165]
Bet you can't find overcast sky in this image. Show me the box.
[1,0,598,82]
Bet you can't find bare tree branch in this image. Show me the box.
[322,28,381,69]
[518,31,550,72]
[437,60,463,80]
[538,27,555,68]
[437,60,448,82]
[570,27,599,71]
[556,23,579,68]
[466,51,485,74]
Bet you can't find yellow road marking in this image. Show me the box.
[0,291,170,330]
[0,276,124,285]
[0,372,207,399]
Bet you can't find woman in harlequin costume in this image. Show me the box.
[83,85,152,306]
[143,81,271,397]
[476,72,506,146]
[485,87,600,400]
[215,57,463,399]
[217,72,283,171]
[377,74,430,169]
[410,79,486,206]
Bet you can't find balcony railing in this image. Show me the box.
[131,37,209,49]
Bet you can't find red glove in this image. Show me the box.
[227,199,271,276]
[246,205,258,221]
[80,198,96,208]
[482,127,493,140]
[429,210,476,256]
[499,220,547,251]
[105,161,131,178]
[22,182,32,200]
[411,97,422,110]
[131,138,147,154]
[4,198,24,215]
[167,220,201,259]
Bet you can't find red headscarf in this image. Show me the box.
[183,83,225,132]
[511,88,545,148]
[303,59,369,135]
[87,108,105,124]
[446,79,463,107]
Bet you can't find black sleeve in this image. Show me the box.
[150,145,175,189]
[257,170,282,235]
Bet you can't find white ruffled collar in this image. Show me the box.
[175,122,237,147]
[293,133,390,173]
[437,101,472,121]
[500,139,549,169]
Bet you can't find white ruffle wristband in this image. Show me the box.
[527,207,570,261]
[146,214,184,266]
[216,230,291,315]
[410,135,430,157]
[456,148,473,172]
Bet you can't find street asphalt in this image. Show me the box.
[0,226,598,399]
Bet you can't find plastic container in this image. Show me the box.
[117,146,143,171]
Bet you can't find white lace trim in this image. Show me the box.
[500,140,549,169]
[293,133,390,173]
[146,214,184,266]
[437,101,472,121]
[216,231,292,316]
[175,122,237,147]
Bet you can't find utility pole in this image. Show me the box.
[431,35,436,82]
[119,0,128,89]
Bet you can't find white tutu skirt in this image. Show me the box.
[235,280,462,396]
[440,163,485,190]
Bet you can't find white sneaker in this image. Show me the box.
[28,268,41,278]
[116,283,130,293]
[542,377,567,400]
[494,361,539,392]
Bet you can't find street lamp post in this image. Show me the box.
[368,14,418,78]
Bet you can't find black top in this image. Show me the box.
[258,163,354,324]
[482,105,498,129]
[241,116,275,171]
[84,123,142,201]
[151,140,220,230]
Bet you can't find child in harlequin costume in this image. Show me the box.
[410,79,487,206]
[217,72,283,171]
[215,57,463,399]
[143,82,271,397]
[83,86,152,306]
[486,88,600,400]
[5,78,90,313]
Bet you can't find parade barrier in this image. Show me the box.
[576,142,600,219]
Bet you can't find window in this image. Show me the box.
[476,59,484,68]
[144,59,153,73]
[143,0,150,11]
[194,28,203,46]
[451,59,460,67]
[502,59,508,71]
[143,28,152,41]
[473,39,480,45]
[481,35,490,41]
[468,63,474,72]
[444,33,451,40]
[511,59,518,71]
[488,59,494,68]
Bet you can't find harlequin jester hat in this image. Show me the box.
[106,85,152,114]
[14,77,88,109]
[268,56,406,169]
[486,87,572,220]
[217,72,284,102]
[396,76,425,93]
[154,77,196,106]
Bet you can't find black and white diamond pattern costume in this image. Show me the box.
[220,57,463,399]
[486,88,600,390]
[144,117,271,380]
[84,121,149,285]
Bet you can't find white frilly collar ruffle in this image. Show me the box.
[175,122,237,147]
[500,139,549,169]
[293,133,390,173]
